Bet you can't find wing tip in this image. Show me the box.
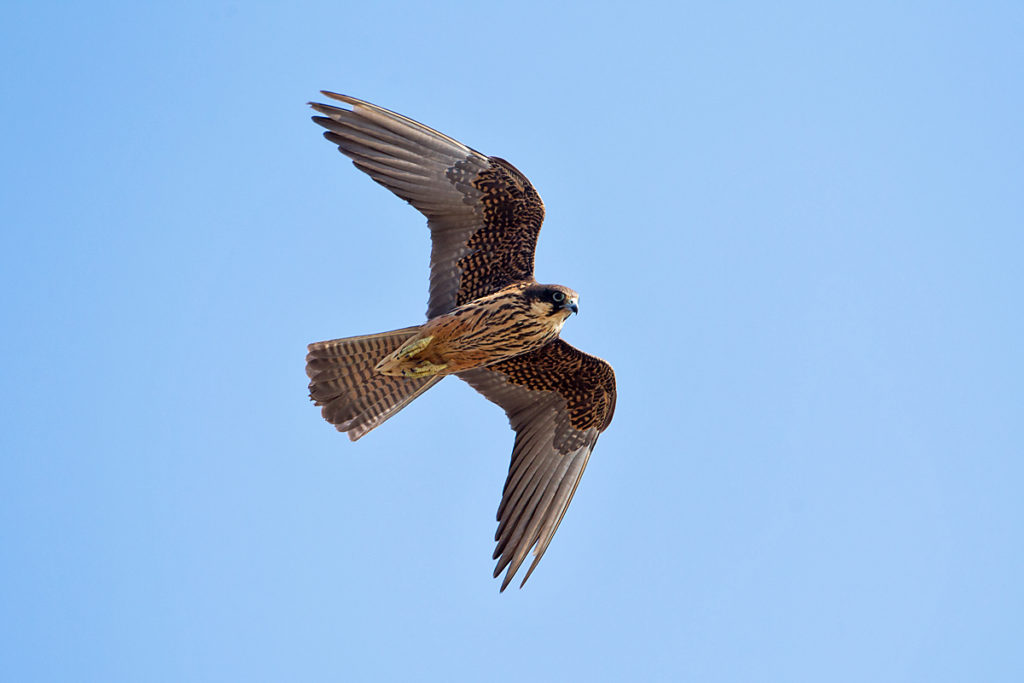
[320,90,348,102]
[520,554,543,588]
[494,559,540,592]
[309,93,356,117]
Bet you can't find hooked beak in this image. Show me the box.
[562,298,579,315]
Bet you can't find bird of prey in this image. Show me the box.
[305,92,616,590]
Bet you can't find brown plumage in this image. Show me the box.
[305,92,616,590]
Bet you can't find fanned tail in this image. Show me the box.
[306,326,442,441]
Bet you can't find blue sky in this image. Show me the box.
[2,1,1022,681]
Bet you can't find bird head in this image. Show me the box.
[527,284,579,318]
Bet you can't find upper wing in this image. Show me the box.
[311,92,546,319]
[458,340,616,591]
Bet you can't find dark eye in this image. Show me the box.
[551,291,565,302]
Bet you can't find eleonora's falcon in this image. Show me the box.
[305,92,617,591]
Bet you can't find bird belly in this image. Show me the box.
[375,300,562,377]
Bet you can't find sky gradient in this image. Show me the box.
[2,2,1023,681]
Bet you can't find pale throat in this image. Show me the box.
[528,299,571,334]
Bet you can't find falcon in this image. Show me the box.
[305,92,617,590]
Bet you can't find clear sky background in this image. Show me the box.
[2,2,1022,681]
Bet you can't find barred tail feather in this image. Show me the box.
[306,326,442,441]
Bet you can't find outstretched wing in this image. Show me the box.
[311,92,546,319]
[458,340,617,591]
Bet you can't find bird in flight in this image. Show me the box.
[305,92,617,590]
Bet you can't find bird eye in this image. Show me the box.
[552,291,565,302]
